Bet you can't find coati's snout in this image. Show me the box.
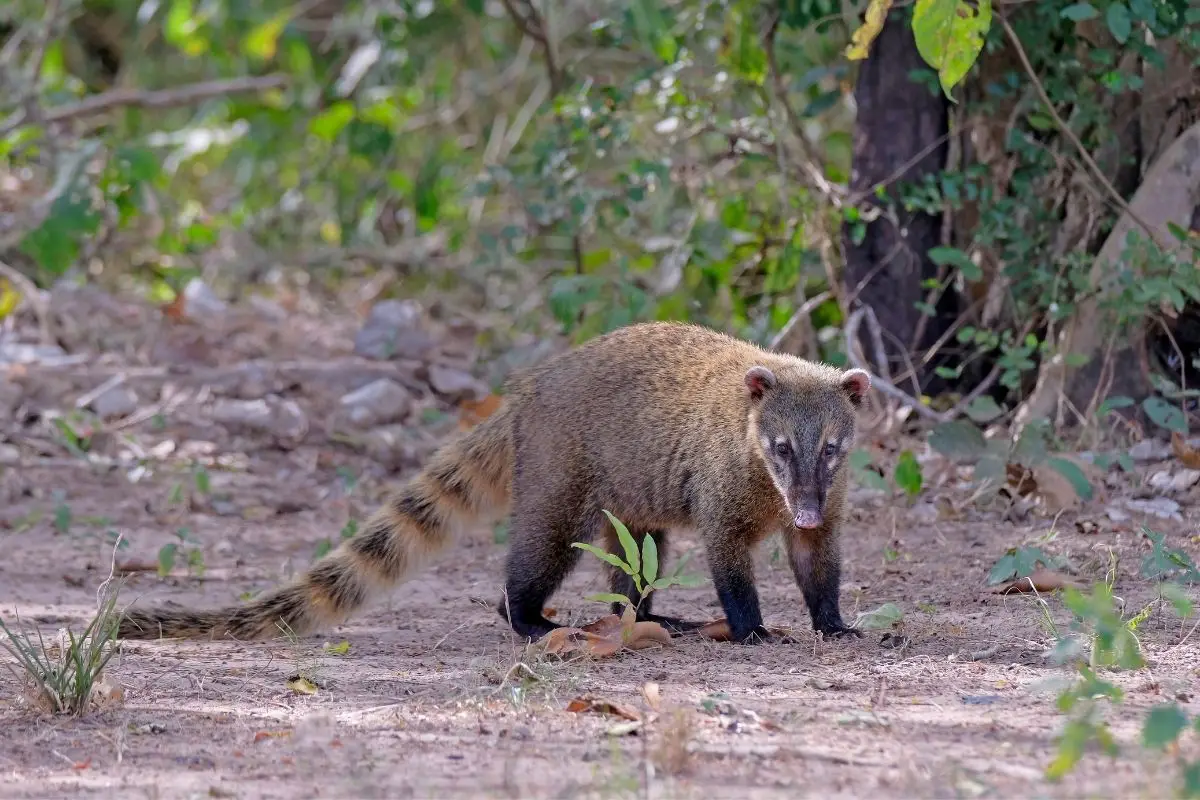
[744,363,872,529]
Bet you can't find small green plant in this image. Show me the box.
[51,414,95,458]
[52,495,72,535]
[312,517,359,561]
[1141,704,1200,798]
[157,527,206,577]
[0,583,124,715]
[987,544,1067,585]
[893,450,923,498]
[572,510,704,632]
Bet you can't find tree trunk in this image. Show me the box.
[842,11,954,394]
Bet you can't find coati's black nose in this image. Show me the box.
[793,508,823,529]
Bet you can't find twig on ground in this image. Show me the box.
[0,259,55,345]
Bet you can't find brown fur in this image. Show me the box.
[118,322,866,644]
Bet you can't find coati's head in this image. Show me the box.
[744,363,871,530]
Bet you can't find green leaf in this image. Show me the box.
[1096,395,1134,418]
[1142,704,1188,749]
[1160,582,1195,619]
[603,510,641,579]
[927,246,981,281]
[929,420,987,461]
[965,396,1004,423]
[894,450,923,497]
[1183,762,1200,800]
[845,0,894,60]
[324,640,351,655]
[312,538,332,560]
[243,12,289,62]
[1106,2,1132,42]
[911,0,993,98]
[157,543,178,577]
[1142,396,1188,434]
[586,593,635,606]
[642,534,659,585]
[309,102,356,142]
[853,602,904,630]
[1045,457,1094,501]
[572,542,634,575]
[1060,3,1099,20]
[988,553,1018,585]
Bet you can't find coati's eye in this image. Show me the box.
[823,442,839,458]
[773,440,791,457]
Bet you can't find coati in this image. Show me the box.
[117,322,871,645]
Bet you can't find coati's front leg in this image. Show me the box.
[702,525,772,644]
[786,526,861,638]
[607,529,704,636]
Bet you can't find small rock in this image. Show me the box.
[428,364,486,401]
[90,386,139,420]
[354,300,432,360]
[910,501,939,524]
[0,343,73,366]
[0,442,20,465]
[361,425,421,470]
[1105,506,1130,523]
[211,398,273,430]
[214,539,235,556]
[1149,470,1174,491]
[1129,438,1171,462]
[210,397,307,444]
[1171,469,1200,492]
[339,379,411,428]
[1124,497,1182,521]
[181,278,228,321]
[248,295,288,322]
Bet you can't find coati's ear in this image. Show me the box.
[745,365,777,401]
[840,368,871,407]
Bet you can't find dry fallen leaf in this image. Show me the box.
[286,676,319,695]
[458,393,504,430]
[1005,463,1038,496]
[566,695,642,721]
[541,614,672,659]
[694,619,792,642]
[1171,432,1200,468]
[641,682,662,712]
[253,730,292,743]
[992,569,1081,595]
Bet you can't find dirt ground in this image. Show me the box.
[1,289,1198,799]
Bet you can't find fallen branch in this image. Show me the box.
[0,259,54,345]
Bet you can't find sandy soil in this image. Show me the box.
[1,295,1198,799]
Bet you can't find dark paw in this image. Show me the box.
[733,625,775,645]
[816,621,862,639]
[643,614,706,637]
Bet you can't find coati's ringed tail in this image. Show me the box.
[116,403,516,641]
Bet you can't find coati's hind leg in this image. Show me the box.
[607,529,704,636]
[498,494,602,641]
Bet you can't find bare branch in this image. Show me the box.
[995,13,1162,246]
[0,259,54,346]
[762,11,843,201]
[0,74,291,137]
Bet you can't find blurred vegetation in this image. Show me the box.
[0,0,1198,416]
